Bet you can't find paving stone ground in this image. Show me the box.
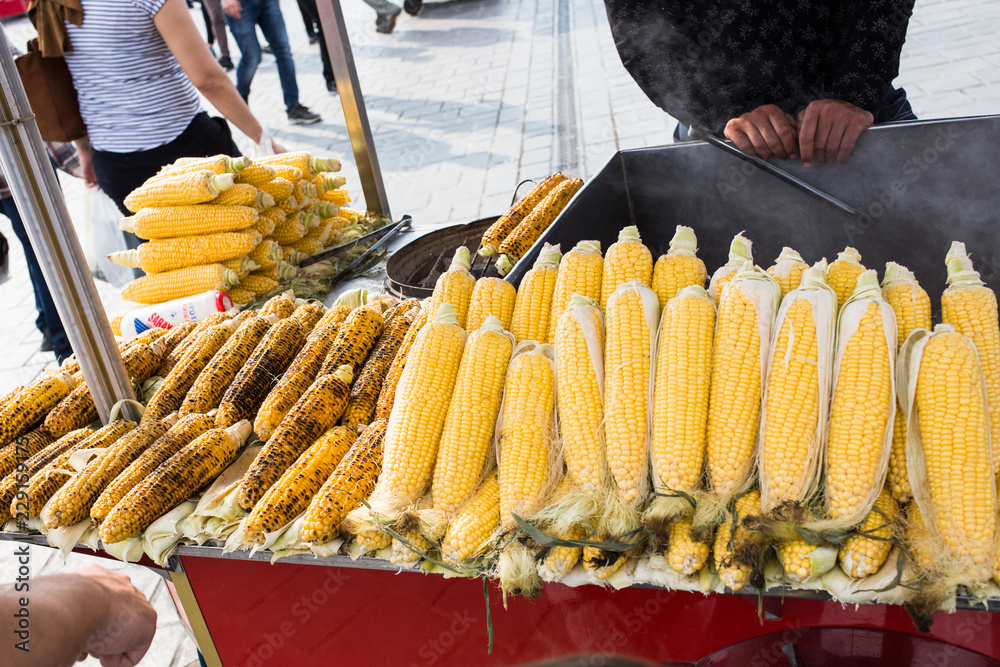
[1,0,998,664]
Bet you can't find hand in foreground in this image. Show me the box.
[797,99,874,167]
[76,564,157,667]
[270,137,286,154]
[724,104,799,160]
[222,0,241,19]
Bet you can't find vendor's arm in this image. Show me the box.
[153,0,284,153]
[0,564,156,667]
[800,0,915,166]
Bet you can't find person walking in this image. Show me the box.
[297,0,335,92]
[221,0,323,124]
[363,0,401,34]
[201,0,234,70]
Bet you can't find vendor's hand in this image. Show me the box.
[75,564,157,667]
[270,137,286,154]
[724,104,799,160]
[76,151,98,188]
[222,0,241,19]
[797,99,874,167]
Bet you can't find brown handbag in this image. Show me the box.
[14,38,86,143]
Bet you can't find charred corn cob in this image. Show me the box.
[508,243,560,344]
[43,382,98,438]
[441,473,499,565]
[317,305,385,377]
[374,306,429,420]
[143,322,236,421]
[120,204,258,240]
[495,178,582,274]
[0,429,90,522]
[109,230,261,274]
[479,174,567,257]
[600,226,653,311]
[652,226,707,309]
[302,419,386,545]
[0,374,75,447]
[121,264,239,304]
[124,171,234,212]
[427,247,476,329]
[90,414,216,523]
[0,428,55,480]
[99,423,251,543]
[826,247,866,309]
[242,426,356,543]
[260,292,297,319]
[289,301,326,335]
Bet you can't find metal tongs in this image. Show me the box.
[687,125,870,224]
[298,214,412,279]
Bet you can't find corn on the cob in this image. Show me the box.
[277,197,300,215]
[90,414,216,523]
[291,237,324,256]
[303,220,333,243]
[651,226,707,309]
[253,212,277,236]
[43,382,98,438]
[766,247,809,299]
[294,180,317,206]
[466,278,516,332]
[547,240,602,339]
[152,320,199,365]
[508,243,560,344]
[311,172,346,196]
[16,420,135,519]
[599,227,653,311]
[259,291,297,319]
[177,316,271,417]
[498,345,556,529]
[158,155,247,178]
[249,239,282,270]
[237,366,354,510]
[826,247,866,309]
[758,265,836,514]
[495,178,583,274]
[777,538,837,584]
[220,256,258,280]
[109,312,125,336]
[121,338,168,384]
[431,317,513,514]
[823,270,895,527]
[887,407,911,503]
[288,301,326,335]
[271,216,307,245]
[312,303,351,332]
[362,305,466,520]
[143,322,236,421]
[441,473,499,565]
[124,171,234,212]
[302,419,386,545]
[226,288,254,304]
[235,161,275,186]
[714,489,764,591]
[320,188,350,206]
[340,307,416,431]
[158,316,226,375]
[478,174,567,256]
[109,230,261,274]
[252,262,297,283]
[121,264,239,305]
[646,285,714,531]
[0,428,55,480]
[707,232,753,302]
[0,429,90,522]
[259,152,340,176]
[281,246,307,265]
[427,247,476,329]
[239,274,279,296]
[45,419,171,529]
[216,318,307,427]
[120,205,258,240]
[537,521,587,583]
[374,306,428,420]
[942,243,1000,474]
[317,305,385,377]
[0,374,75,447]
[695,261,780,539]
[207,182,269,208]
[309,202,339,219]
[242,425,356,543]
[839,488,899,578]
[554,295,606,492]
[666,517,710,575]
[270,165,303,183]
[258,176,294,202]
[99,422,251,543]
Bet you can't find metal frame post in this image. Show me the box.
[0,26,138,421]
[316,0,391,219]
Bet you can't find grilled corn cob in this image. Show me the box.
[43,382,98,438]
[317,305,385,377]
[478,174,567,256]
[495,178,583,274]
[0,428,55,480]
[651,225,707,309]
[0,429,91,522]
[508,243,560,344]
[0,374,75,447]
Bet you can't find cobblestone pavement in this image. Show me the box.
[0,0,998,664]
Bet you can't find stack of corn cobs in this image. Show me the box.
[4,222,1000,629]
[113,152,364,306]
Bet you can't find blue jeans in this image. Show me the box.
[225,0,299,111]
[0,196,73,362]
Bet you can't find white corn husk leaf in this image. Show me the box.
[821,547,910,605]
[81,526,100,550]
[758,265,836,513]
[633,553,712,593]
[899,323,998,583]
[144,500,198,566]
[707,232,753,301]
[66,447,106,473]
[184,443,261,543]
[45,518,92,558]
[103,536,145,563]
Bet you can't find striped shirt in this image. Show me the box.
[64,0,202,153]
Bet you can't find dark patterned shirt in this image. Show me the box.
[604,0,915,133]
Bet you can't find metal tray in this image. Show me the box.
[506,116,1000,308]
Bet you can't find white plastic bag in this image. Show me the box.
[250,128,275,158]
[89,187,134,288]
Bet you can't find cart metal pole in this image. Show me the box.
[316,0,391,219]
[0,26,138,422]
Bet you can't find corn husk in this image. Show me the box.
[144,500,198,566]
[707,232,753,301]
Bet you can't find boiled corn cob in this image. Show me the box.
[240,274,280,296]
[272,216,308,245]
[478,174,567,256]
[124,171,234,212]
[431,316,513,514]
[0,429,91,522]
[158,155,247,178]
[309,202,339,219]
[216,318,307,427]
[714,489,764,592]
[707,232,753,302]
[466,278,517,332]
[766,246,809,299]
[0,374,75,448]
[45,419,171,529]
[441,473,499,565]
[508,243,560,344]
[282,247,307,266]
[320,188,350,206]
[259,152,340,176]
[427,247,476,329]
[495,178,583,274]
[374,306,429,420]
[253,262,297,283]
[302,419,386,545]
[826,247,866,309]
[121,264,240,305]
[291,237,324,256]
[777,538,837,584]
[838,487,899,578]
[221,256,259,280]
[317,305,385,377]
[258,176,294,202]
[109,230,261,274]
[547,240,603,342]
[666,516,710,575]
[90,414,216,523]
[209,183,270,208]
[271,165,303,183]
[651,225,707,309]
[311,172,346,196]
[599,226,653,311]
[249,239,282,270]
[227,288,254,304]
[99,422,251,543]
[253,212,277,236]
[235,161,276,186]
[120,205,258,240]
[242,425,355,543]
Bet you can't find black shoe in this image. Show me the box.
[403,0,422,16]
[287,103,321,125]
[39,331,54,353]
[218,55,234,71]
[262,44,273,55]
[375,11,399,34]
[309,34,320,44]
[326,79,337,94]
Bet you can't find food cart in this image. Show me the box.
[1,2,1000,663]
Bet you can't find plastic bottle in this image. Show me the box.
[119,290,233,339]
